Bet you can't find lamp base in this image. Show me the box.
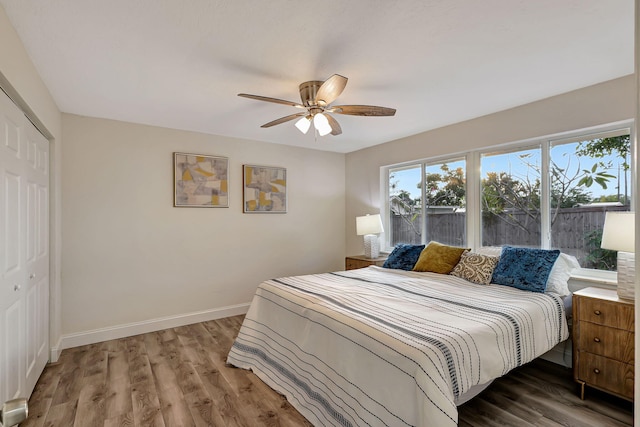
[363,234,380,259]
[616,251,635,301]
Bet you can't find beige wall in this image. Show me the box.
[345,75,635,255]
[2,0,636,360]
[0,5,64,355]
[61,114,345,334]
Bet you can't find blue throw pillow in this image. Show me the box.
[383,244,425,270]
[491,246,560,293]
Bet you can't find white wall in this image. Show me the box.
[0,5,63,358]
[345,75,635,255]
[61,114,345,339]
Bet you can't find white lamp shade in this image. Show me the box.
[356,214,384,236]
[313,113,332,136]
[295,116,311,134]
[601,211,635,253]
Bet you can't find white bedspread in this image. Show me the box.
[227,266,569,427]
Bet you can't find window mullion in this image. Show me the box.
[382,166,390,250]
[466,152,480,249]
[631,123,636,212]
[421,162,427,245]
[540,141,551,249]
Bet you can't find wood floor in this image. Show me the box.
[23,315,632,427]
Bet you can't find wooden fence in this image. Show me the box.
[390,205,629,267]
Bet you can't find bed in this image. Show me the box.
[227,254,570,427]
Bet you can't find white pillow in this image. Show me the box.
[476,246,503,257]
[476,246,578,296]
[546,253,580,296]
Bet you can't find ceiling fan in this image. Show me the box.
[238,74,396,137]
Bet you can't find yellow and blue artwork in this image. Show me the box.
[243,165,287,213]
[174,152,229,207]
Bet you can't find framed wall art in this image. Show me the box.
[243,165,287,213]
[174,152,229,207]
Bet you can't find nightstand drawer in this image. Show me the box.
[577,352,634,400]
[578,322,634,363]
[578,297,634,332]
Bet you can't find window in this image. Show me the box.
[481,147,541,247]
[387,158,466,247]
[549,130,631,270]
[388,164,422,245]
[425,159,466,246]
[384,124,632,273]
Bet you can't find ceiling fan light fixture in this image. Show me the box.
[313,113,332,136]
[295,116,312,134]
[239,74,396,138]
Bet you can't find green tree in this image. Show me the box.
[550,158,593,209]
[576,135,630,205]
[481,171,540,233]
[576,136,630,170]
[583,229,617,270]
[593,194,626,203]
[395,189,416,207]
[425,164,465,207]
[480,153,602,234]
[552,186,592,208]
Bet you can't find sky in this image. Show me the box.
[391,141,630,201]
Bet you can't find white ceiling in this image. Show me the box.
[0,0,634,153]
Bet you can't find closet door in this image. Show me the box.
[0,89,49,404]
[24,117,49,395]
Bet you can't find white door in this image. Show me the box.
[23,112,49,395]
[0,88,49,405]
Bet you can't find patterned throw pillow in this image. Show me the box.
[450,252,499,285]
[491,246,560,293]
[383,244,426,270]
[413,241,469,274]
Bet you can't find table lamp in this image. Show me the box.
[356,214,384,259]
[600,211,635,300]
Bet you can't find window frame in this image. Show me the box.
[382,120,634,279]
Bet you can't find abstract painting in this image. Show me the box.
[243,165,287,213]
[174,152,229,207]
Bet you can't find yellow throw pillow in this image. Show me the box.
[413,241,469,274]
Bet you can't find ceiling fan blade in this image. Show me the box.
[260,112,306,128]
[330,105,396,116]
[238,93,305,109]
[325,114,342,136]
[314,74,348,107]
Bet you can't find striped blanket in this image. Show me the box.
[227,266,569,427]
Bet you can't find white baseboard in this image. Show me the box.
[49,336,63,363]
[53,303,250,353]
[52,303,573,370]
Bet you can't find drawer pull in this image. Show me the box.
[593,310,601,315]
[593,337,601,343]
[593,368,600,374]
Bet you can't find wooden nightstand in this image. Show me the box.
[572,287,634,401]
[345,255,388,270]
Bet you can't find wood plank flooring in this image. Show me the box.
[22,315,632,426]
